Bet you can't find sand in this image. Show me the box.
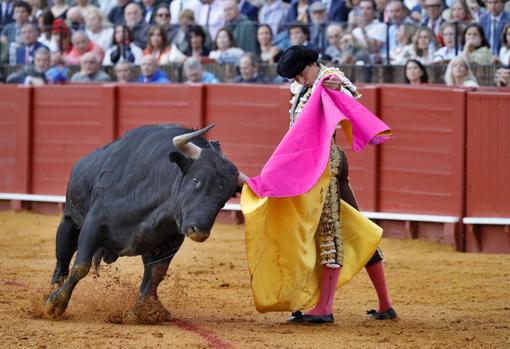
[0,210,509,348]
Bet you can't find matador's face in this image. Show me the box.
[294,63,320,87]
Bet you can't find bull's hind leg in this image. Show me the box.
[134,235,185,322]
[45,215,103,317]
[51,215,80,285]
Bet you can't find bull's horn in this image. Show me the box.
[172,124,215,159]
[238,171,249,187]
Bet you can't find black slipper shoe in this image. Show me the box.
[367,307,398,320]
[302,313,335,324]
[286,311,304,323]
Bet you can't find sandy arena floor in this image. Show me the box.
[0,210,509,348]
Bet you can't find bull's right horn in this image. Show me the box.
[172,124,215,159]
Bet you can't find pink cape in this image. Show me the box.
[246,79,391,198]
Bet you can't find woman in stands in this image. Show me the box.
[498,23,510,66]
[84,7,114,53]
[390,23,417,65]
[103,25,143,66]
[433,22,461,63]
[411,27,437,65]
[184,25,210,58]
[461,23,492,65]
[143,25,186,65]
[209,28,244,65]
[404,59,429,85]
[444,56,479,87]
[256,24,282,64]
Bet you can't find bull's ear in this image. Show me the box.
[209,140,222,153]
[169,151,191,173]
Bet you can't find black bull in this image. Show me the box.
[44,124,241,319]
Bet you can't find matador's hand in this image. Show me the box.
[322,76,343,91]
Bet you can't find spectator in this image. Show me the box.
[258,0,288,36]
[173,9,195,54]
[51,18,72,54]
[347,0,362,31]
[113,61,134,82]
[499,23,510,66]
[324,23,343,61]
[433,22,460,63]
[45,50,69,83]
[412,26,436,64]
[144,24,186,64]
[465,0,484,21]
[308,1,328,55]
[327,0,351,23]
[198,0,224,42]
[444,56,478,86]
[391,23,417,64]
[7,46,49,84]
[103,24,143,66]
[75,0,96,19]
[108,0,131,26]
[239,0,259,22]
[183,56,220,83]
[404,58,428,84]
[27,0,45,21]
[335,32,371,64]
[445,0,474,27]
[480,0,510,56]
[209,27,244,65]
[15,23,49,64]
[138,54,170,83]
[64,30,104,65]
[288,22,317,50]
[462,23,492,65]
[420,0,445,36]
[1,0,32,45]
[223,0,256,53]
[256,24,282,64]
[184,24,210,58]
[386,0,414,54]
[124,2,150,49]
[352,0,387,57]
[0,0,15,27]
[154,4,178,44]
[85,7,114,52]
[494,67,510,86]
[67,6,85,33]
[50,0,69,20]
[232,52,269,84]
[37,9,56,51]
[140,0,157,24]
[70,51,111,82]
[169,0,201,25]
[283,0,317,25]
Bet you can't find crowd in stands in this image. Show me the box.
[0,0,509,87]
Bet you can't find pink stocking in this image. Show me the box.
[306,266,341,316]
[365,261,392,312]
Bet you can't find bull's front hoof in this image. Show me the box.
[124,298,171,324]
[44,291,69,318]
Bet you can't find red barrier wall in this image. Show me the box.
[337,85,379,211]
[0,86,31,209]
[116,84,203,136]
[377,85,466,216]
[204,84,290,177]
[31,85,116,195]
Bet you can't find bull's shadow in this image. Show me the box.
[44,124,243,322]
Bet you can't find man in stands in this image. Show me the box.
[420,0,445,36]
[480,0,510,56]
[138,54,170,83]
[223,0,256,53]
[7,46,49,84]
[124,2,149,49]
[1,0,31,45]
[70,51,111,83]
[183,57,219,83]
[232,52,269,84]
[15,23,48,64]
[114,61,135,83]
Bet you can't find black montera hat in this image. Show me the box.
[276,45,319,79]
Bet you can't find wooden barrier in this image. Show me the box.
[464,90,510,253]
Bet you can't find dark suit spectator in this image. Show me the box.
[223,0,256,53]
[232,52,269,84]
[124,2,150,49]
[70,51,111,82]
[239,0,258,22]
[15,23,49,64]
[327,0,351,23]
[103,24,144,65]
[420,0,445,36]
[309,1,328,55]
[480,0,510,56]
[184,24,210,58]
[7,46,50,85]
[108,0,132,26]
[141,0,158,24]
[138,54,170,83]
[154,4,178,44]
[256,24,282,63]
[113,61,135,82]
[1,0,31,45]
[258,0,287,36]
[1,0,15,27]
[183,57,220,83]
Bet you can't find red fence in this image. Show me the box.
[0,83,509,253]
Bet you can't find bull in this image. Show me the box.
[44,124,243,321]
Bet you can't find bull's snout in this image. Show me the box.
[185,226,210,242]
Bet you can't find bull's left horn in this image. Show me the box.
[172,124,215,159]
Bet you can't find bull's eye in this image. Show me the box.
[192,177,200,185]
